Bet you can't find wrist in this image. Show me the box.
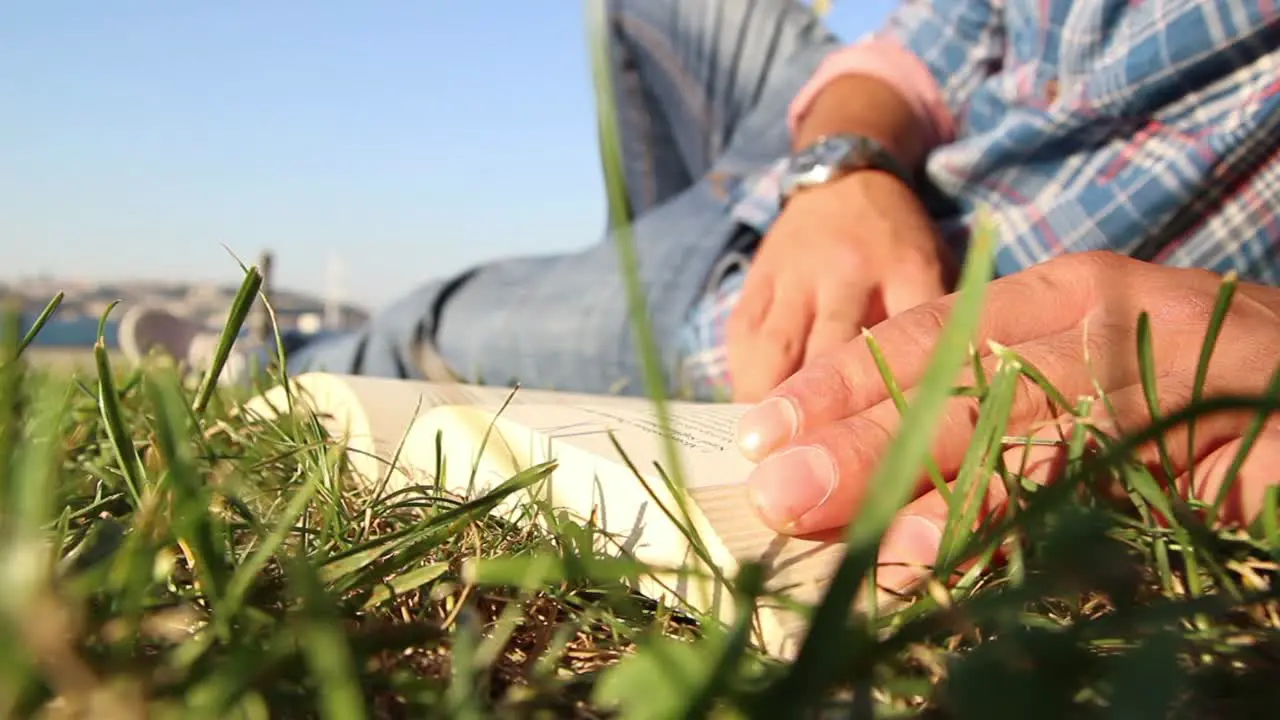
[791,169,920,211]
[791,74,929,171]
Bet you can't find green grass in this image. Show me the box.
[5,233,1280,719]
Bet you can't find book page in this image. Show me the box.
[483,401,841,563]
[244,373,761,493]
[461,399,757,490]
[289,372,751,439]
[336,375,764,491]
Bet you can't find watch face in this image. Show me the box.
[813,135,856,166]
[782,134,899,200]
[789,135,856,177]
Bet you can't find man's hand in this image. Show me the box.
[726,171,950,402]
[734,251,1280,593]
[726,65,946,403]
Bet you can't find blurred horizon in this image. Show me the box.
[2,1,896,309]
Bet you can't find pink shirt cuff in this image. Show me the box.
[787,38,955,153]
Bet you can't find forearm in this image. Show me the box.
[790,73,932,170]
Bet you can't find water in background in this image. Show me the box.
[22,316,120,348]
[24,316,298,349]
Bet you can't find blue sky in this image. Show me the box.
[2,1,896,307]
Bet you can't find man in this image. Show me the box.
[123,1,1280,574]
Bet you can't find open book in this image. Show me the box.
[241,373,852,659]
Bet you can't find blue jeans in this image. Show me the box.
[287,0,840,397]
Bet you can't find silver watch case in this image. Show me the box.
[779,134,910,202]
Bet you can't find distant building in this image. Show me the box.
[13,276,369,348]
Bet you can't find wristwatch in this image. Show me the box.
[779,133,913,203]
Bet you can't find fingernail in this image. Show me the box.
[746,445,836,531]
[736,397,799,460]
[882,515,943,568]
[875,515,944,597]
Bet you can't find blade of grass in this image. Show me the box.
[1135,313,1179,488]
[466,552,647,588]
[685,561,765,719]
[219,452,329,625]
[192,266,262,415]
[1188,272,1236,510]
[359,561,448,611]
[146,371,231,613]
[969,342,988,396]
[466,386,520,494]
[1213,361,1280,513]
[1261,485,1280,560]
[286,555,368,720]
[0,305,22,514]
[1136,311,1182,597]
[937,347,1021,574]
[93,302,145,507]
[1007,353,1074,412]
[763,212,998,710]
[864,329,949,500]
[325,463,555,592]
[361,395,426,520]
[446,607,487,720]
[0,394,87,715]
[1136,312,1232,605]
[608,434,729,592]
[13,380,70,544]
[583,0,698,541]
[227,245,297,420]
[16,292,63,358]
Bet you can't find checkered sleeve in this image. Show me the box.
[876,0,1006,124]
[677,267,745,401]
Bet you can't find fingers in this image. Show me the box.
[873,513,945,604]
[802,278,873,370]
[744,384,1035,536]
[802,246,946,368]
[1180,425,1280,526]
[727,270,814,403]
[746,325,1133,534]
[1079,380,1268,500]
[872,431,1062,599]
[736,256,1108,459]
[872,416,1280,600]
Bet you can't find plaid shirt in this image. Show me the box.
[678,0,1280,399]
